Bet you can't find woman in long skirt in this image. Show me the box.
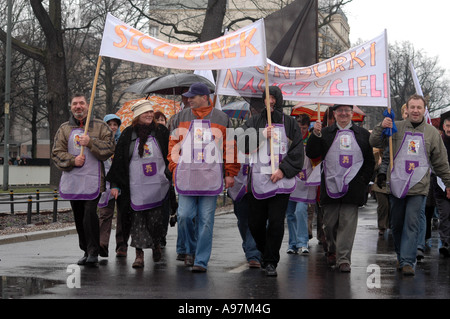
[107,99,171,268]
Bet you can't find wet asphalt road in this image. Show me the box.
[1,197,450,303]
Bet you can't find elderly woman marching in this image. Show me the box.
[106,100,171,268]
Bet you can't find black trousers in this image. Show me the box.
[116,196,132,253]
[248,193,290,267]
[70,196,101,256]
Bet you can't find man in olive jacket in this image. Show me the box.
[306,104,374,272]
[52,93,115,266]
[370,94,450,276]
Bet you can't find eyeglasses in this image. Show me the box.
[334,109,353,114]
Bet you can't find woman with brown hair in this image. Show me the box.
[106,100,171,268]
[154,111,167,126]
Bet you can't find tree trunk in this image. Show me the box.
[45,51,69,186]
[200,0,227,42]
[30,0,70,186]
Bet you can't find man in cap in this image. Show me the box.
[52,93,115,266]
[168,82,240,272]
[306,104,374,273]
[370,94,450,275]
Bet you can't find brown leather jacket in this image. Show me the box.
[51,115,115,191]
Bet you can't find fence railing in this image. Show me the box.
[0,188,232,225]
[0,189,68,224]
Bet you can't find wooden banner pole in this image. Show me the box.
[383,29,394,169]
[80,55,102,156]
[317,103,321,122]
[264,65,275,174]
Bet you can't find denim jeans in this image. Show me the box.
[417,202,426,251]
[176,209,198,255]
[389,195,426,267]
[177,195,217,269]
[233,194,261,263]
[286,200,309,251]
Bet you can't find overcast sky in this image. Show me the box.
[344,0,450,76]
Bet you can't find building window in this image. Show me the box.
[150,25,159,38]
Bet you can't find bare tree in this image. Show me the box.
[128,0,352,44]
[389,41,450,116]
[318,0,352,29]
[0,0,72,185]
[65,1,160,117]
[0,0,355,186]
[0,1,48,159]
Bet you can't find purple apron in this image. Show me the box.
[129,136,170,211]
[98,157,113,208]
[251,123,296,200]
[390,132,429,199]
[175,118,223,196]
[306,162,322,187]
[290,146,317,204]
[228,163,250,202]
[323,129,363,199]
[59,128,101,200]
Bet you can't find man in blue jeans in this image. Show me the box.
[370,94,450,276]
[233,194,261,267]
[286,114,317,255]
[168,83,239,272]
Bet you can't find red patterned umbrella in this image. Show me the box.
[116,96,181,132]
[291,102,365,122]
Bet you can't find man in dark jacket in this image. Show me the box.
[236,86,304,276]
[306,104,374,272]
[434,111,450,257]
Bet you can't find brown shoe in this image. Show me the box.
[116,247,127,258]
[176,253,187,261]
[132,249,144,268]
[248,260,261,268]
[185,254,195,267]
[153,245,162,262]
[339,263,351,273]
[402,265,415,276]
[327,252,336,266]
[192,265,207,272]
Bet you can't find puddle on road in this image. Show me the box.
[1,276,63,299]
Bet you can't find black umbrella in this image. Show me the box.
[124,73,215,95]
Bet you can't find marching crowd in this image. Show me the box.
[51,82,450,278]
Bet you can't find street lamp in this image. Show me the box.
[3,0,12,191]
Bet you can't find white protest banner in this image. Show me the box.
[99,13,267,71]
[409,61,431,123]
[217,31,389,107]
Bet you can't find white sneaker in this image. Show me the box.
[300,247,309,254]
[286,248,298,254]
